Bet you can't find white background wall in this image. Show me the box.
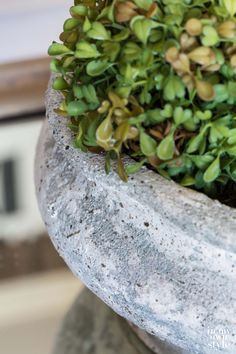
[0,0,70,63]
[0,1,72,239]
[0,120,47,241]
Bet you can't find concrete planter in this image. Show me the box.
[35,83,236,354]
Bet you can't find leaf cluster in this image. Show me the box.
[48,0,236,206]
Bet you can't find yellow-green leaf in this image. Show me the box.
[203,156,221,183]
[86,60,110,76]
[117,158,128,182]
[96,113,114,150]
[75,41,100,58]
[157,134,175,160]
[48,43,72,56]
[130,16,153,44]
[67,101,88,116]
[87,22,110,40]
[222,0,236,16]
[140,130,157,156]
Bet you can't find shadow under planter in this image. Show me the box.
[35,84,236,354]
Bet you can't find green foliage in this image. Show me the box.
[48,0,236,206]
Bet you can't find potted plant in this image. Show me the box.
[35,1,236,353]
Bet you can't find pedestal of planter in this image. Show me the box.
[54,288,188,354]
[35,85,236,354]
[53,288,181,354]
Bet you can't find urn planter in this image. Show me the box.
[35,83,236,354]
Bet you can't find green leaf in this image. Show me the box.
[226,161,236,181]
[190,155,214,170]
[139,87,151,105]
[130,17,153,44]
[73,84,99,108]
[102,42,120,61]
[156,167,171,180]
[201,26,219,46]
[117,158,128,182]
[228,82,236,99]
[63,18,80,31]
[59,30,78,45]
[133,0,152,10]
[180,175,196,187]
[48,43,72,56]
[84,115,102,146]
[195,110,212,121]
[52,77,69,90]
[87,22,110,40]
[62,56,75,68]
[163,78,175,101]
[81,85,99,104]
[97,4,115,22]
[113,29,130,42]
[203,156,221,183]
[222,0,236,16]
[227,129,236,145]
[123,42,141,61]
[86,60,110,76]
[129,113,147,125]
[75,41,100,58]
[183,119,198,132]
[173,107,192,126]
[226,145,236,156]
[74,117,90,151]
[67,101,88,116]
[70,5,88,17]
[73,85,83,99]
[214,84,229,103]
[164,76,185,101]
[114,121,130,142]
[194,170,205,189]
[83,17,91,32]
[96,113,114,150]
[50,59,61,73]
[160,104,173,119]
[140,131,157,156]
[126,159,147,175]
[115,86,132,98]
[157,134,175,161]
[187,127,209,154]
[105,153,111,174]
[146,109,166,124]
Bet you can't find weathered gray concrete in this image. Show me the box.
[53,288,155,354]
[130,322,188,354]
[54,288,189,354]
[35,84,236,354]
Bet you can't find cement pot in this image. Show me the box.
[35,83,236,354]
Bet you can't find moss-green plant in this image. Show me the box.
[48,0,236,206]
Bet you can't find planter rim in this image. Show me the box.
[45,80,236,253]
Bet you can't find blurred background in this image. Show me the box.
[0,1,83,353]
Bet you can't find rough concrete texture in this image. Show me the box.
[54,288,188,354]
[130,322,188,354]
[53,288,155,354]
[35,85,236,354]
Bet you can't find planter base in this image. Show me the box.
[53,288,187,354]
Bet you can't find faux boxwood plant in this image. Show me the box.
[48,0,236,206]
